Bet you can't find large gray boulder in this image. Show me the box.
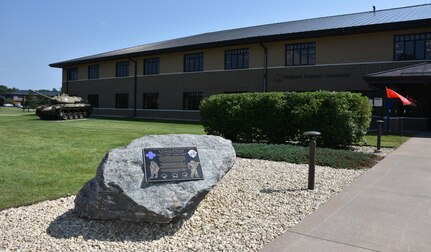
[74,134,236,223]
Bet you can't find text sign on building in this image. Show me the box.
[143,147,204,183]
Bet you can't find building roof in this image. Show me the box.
[364,62,431,86]
[50,4,431,68]
[3,90,60,96]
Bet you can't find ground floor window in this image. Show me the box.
[142,93,159,109]
[115,93,129,108]
[183,92,203,110]
[87,94,99,108]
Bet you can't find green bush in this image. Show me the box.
[200,91,371,148]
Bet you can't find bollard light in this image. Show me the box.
[376,120,384,153]
[305,131,321,190]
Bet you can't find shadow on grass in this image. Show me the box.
[47,209,187,242]
[91,116,202,125]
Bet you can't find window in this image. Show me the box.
[394,33,431,61]
[144,58,160,75]
[184,53,204,72]
[68,67,78,80]
[285,42,316,66]
[183,92,203,110]
[87,94,99,108]
[116,61,129,77]
[115,93,129,108]
[142,93,159,109]
[88,65,99,79]
[225,49,249,69]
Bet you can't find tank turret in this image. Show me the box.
[29,90,83,104]
[29,90,92,120]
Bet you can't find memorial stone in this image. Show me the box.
[74,134,236,223]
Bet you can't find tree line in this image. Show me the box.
[0,84,59,108]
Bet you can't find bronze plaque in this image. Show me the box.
[143,147,204,183]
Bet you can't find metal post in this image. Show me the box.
[399,117,403,137]
[376,120,384,153]
[305,131,321,190]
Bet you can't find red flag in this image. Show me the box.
[386,87,412,106]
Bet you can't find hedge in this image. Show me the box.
[199,91,372,148]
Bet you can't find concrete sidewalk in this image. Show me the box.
[262,133,431,252]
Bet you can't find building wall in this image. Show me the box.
[61,27,431,119]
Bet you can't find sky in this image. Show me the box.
[0,0,429,91]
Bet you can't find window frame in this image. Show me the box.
[225,48,249,70]
[116,61,129,77]
[285,42,316,66]
[87,94,99,108]
[394,33,431,61]
[88,64,99,79]
[115,93,129,108]
[142,93,159,109]
[183,92,203,110]
[184,53,204,72]
[144,58,160,75]
[67,67,78,81]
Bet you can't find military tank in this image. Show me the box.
[30,90,92,120]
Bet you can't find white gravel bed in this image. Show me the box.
[0,158,365,251]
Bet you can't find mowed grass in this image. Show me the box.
[234,143,381,169]
[0,109,204,210]
[363,132,410,148]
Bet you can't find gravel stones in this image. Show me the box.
[74,134,236,223]
[1,158,365,251]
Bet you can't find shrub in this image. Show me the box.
[200,91,371,148]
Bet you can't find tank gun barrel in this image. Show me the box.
[29,89,55,100]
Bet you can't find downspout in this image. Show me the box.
[65,67,69,94]
[259,43,268,92]
[129,57,138,117]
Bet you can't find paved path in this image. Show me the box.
[262,133,431,252]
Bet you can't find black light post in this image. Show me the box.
[305,131,321,190]
[376,120,384,152]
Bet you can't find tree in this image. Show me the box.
[24,93,51,108]
[0,96,5,106]
[0,84,19,94]
[0,85,8,94]
[4,97,14,105]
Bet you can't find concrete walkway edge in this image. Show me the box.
[262,132,431,252]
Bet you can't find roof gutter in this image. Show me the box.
[259,42,268,92]
[128,56,138,117]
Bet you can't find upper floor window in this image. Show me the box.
[184,53,204,72]
[87,94,99,108]
[88,65,99,79]
[144,58,160,75]
[225,49,249,69]
[394,33,431,61]
[183,92,203,110]
[68,67,78,81]
[285,42,316,66]
[115,93,129,108]
[143,93,159,109]
[116,61,129,77]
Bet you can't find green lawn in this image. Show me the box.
[363,132,410,148]
[234,143,381,169]
[0,108,411,210]
[0,109,204,209]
